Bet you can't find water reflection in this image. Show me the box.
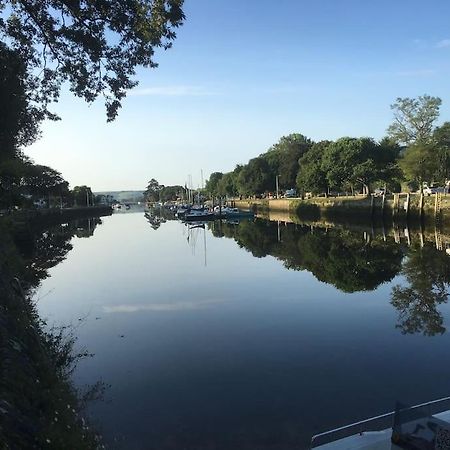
[35,212,450,448]
[210,219,404,292]
[0,216,105,448]
[15,217,102,289]
[206,218,450,336]
[391,243,450,336]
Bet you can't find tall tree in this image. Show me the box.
[72,185,93,206]
[145,178,162,202]
[400,142,437,187]
[321,137,400,194]
[0,43,41,160]
[387,95,442,145]
[0,0,185,123]
[296,141,331,194]
[433,122,450,183]
[264,134,313,189]
[205,172,223,196]
[237,157,272,195]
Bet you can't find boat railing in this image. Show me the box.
[310,396,450,448]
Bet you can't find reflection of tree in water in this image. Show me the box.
[213,219,403,292]
[288,230,403,292]
[13,218,102,288]
[391,243,450,336]
[0,216,106,448]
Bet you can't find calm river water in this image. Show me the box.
[35,209,450,449]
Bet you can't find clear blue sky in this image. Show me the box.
[27,0,450,191]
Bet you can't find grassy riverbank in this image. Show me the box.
[0,216,105,448]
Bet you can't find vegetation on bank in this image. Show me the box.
[204,95,450,198]
[0,217,106,449]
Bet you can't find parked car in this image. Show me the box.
[423,184,445,195]
[284,189,297,198]
[373,188,385,197]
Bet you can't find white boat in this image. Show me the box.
[184,209,215,222]
[311,397,450,449]
[213,206,254,218]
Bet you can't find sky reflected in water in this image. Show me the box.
[35,212,450,449]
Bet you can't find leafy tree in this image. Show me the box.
[263,134,313,189]
[0,156,28,208]
[0,43,41,160]
[23,164,69,198]
[0,0,185,122]
[321,137,395,194]
[387,95,442,145]
[217,172,238,197]
[205,172,223,196]
[296,140,331,194]
[159,185,183,202]
[433,122,450,183]
[144,178,162,202]
[237,157,272,195]
[72,185,93,207]
[400,142,437,188]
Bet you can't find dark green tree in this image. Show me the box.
[237,157,272,195]
[321,137,399,194]
[263,134,313,189]
[144,178,162,202]
[296,140,331,194]
[23,164,69,198]
[205,172,223,196]
[0,0,185,122]
[217,172,237,197]
[387,95,441,146]
[433,122,450,183]
[72,185,93,207]
[400,142,437,189]
[0,43,41,160]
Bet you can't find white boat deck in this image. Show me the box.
[313,409,450,449]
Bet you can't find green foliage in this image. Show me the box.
[237,157,273,195]
[0,0,185,122]
[205,172,223,196]
[387,95,442,145]
[264,134,313,188]
[321,137,399,193]
[159,185,183,202]
[400,142,437,186]
[296,140,331,194]
[0,43,41,159]
[23,164,69,197]
[433,122,450,182]
[72,185,94,207]
[144,178,162,202]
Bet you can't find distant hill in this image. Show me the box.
[95,191,145,203]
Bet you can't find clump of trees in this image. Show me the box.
[144,178,184,203]
[206,95,449,198]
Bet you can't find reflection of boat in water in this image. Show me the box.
[311,396,450,449]
[213,206,254,219]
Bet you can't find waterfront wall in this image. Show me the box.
[234,193,450,225]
